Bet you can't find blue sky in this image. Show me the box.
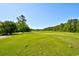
[0,3,79,29]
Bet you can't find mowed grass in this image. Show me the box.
[0,31,79,56]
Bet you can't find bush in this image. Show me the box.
[0,21,16,35]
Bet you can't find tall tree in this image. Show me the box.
[16,15,31,32]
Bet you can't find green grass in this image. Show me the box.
[0,31,79,56]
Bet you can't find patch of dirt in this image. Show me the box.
[0,36,11,39]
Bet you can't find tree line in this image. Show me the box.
[0,15,31,35]
[43,19,79,32]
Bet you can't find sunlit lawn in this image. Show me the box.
[0,31,79,56]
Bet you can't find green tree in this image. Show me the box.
[16,15,31,32]
[76,21,79,32]
[59,23,64,31]
[67,19,78,32]
[72,19,78,32]
[2,21,16,35]
[43,19,79,32]
[0,21,16,35]
[0,22,4,34]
